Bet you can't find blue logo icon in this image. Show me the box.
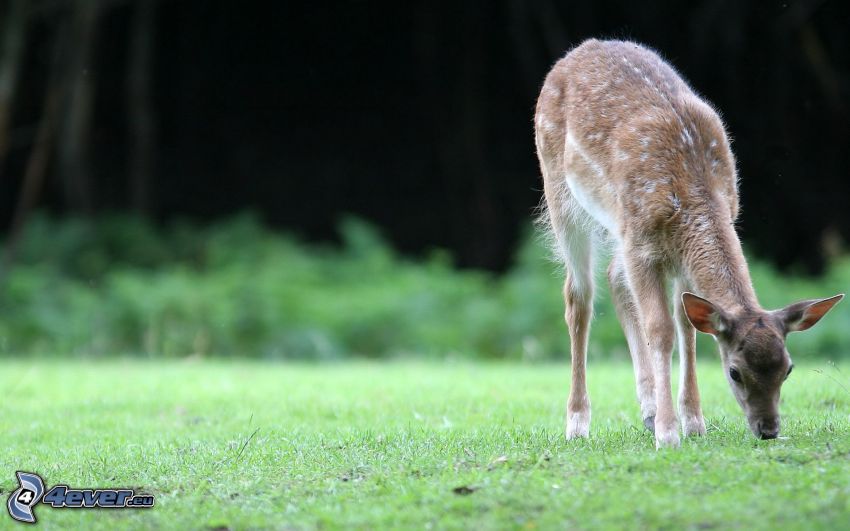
[7,471,45,524]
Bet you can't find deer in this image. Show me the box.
[534,39,843,449]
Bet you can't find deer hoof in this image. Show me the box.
[566,411,590,439]
[682,415,706,437]
[655,427,681,449]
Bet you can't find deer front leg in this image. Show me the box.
[624,256,679,448]
[674,279,706,436]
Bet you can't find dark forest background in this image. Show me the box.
[1,0,849,273]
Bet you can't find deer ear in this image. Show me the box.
[681,292,728,335]
[780,294,844,332]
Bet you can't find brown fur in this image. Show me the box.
[535,39,843,448]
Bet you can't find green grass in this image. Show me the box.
[1,360,849,530]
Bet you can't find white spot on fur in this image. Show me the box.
[536,113,559,133]
[694,214,710,232]
[681,128,693,146]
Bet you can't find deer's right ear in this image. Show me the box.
[682,292,728,336]
[780,294,844,332]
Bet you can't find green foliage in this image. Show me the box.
[1,213,848,359]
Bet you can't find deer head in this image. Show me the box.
[681,292,844,439]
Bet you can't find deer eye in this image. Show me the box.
[785,364,794,380]
[729,367,742,383]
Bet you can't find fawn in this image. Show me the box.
[535,39,843,448]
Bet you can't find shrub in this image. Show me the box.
[0,212,847,360]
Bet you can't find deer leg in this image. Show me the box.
[674,278,706,436]
[563,264,593,439]
[608,253,657,431]
[554,219,594,440]
[624,254,679,448]
[540,157,594,439]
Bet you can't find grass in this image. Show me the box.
[1,359,849,530]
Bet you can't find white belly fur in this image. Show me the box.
[564,132,620,234]
[564,173,618,234]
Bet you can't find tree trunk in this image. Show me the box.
[58,0,101,214]
[0,0,27,181]
[1,21,67,278]
[127,0,157,214]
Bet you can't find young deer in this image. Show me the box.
[535,39,843,448]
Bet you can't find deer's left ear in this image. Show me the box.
[780,294,844,332]
[682,292,729,336]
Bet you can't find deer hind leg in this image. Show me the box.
[608,252,656,431]
[561,226,594,440]
[543,185,595,439]
[623,251,679,448]
[673,278,706,436]
[539,148,595,439]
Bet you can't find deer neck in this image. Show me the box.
[679,205,760,314]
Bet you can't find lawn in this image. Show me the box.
[1,359,849,530]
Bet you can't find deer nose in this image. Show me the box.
[757,419,779,440]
